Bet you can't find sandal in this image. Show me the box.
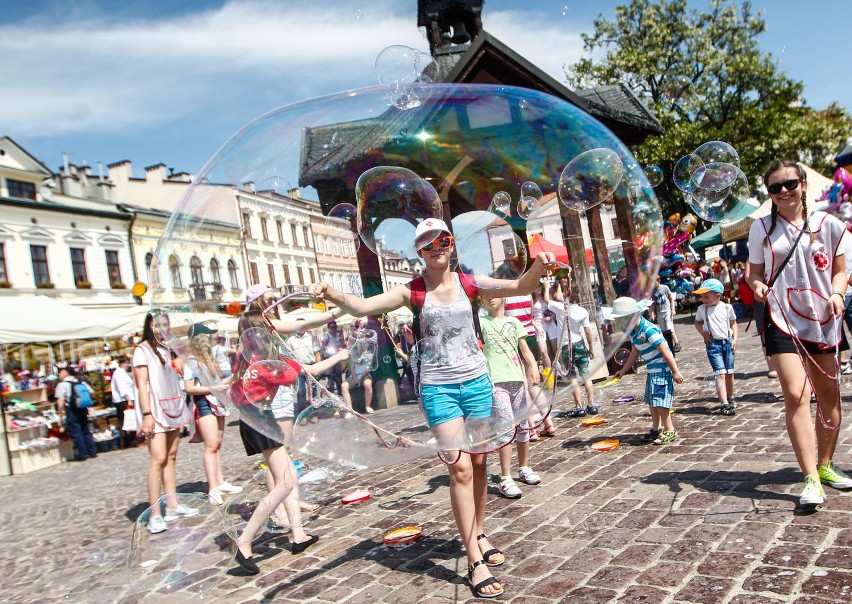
[585,405,600,416]
[477,533,505,567]
[567,407,586,418]
[720,403,736,416]
[467,559,504,599]
[539,426,557,437]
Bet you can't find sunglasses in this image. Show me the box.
[767,178,801,195]
[421,235,453,252]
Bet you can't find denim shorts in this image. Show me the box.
[420,373,493,428]
[195,396,215,418]
[645,370,674,408]
[705,339,735,375]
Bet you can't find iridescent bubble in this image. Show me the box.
[128,493,235,602]
[353,8,363,20]
[517,196,538,219]
[257,172,291,196]
[296,456,351,503]
[154,83,663,469]
[356,166,443,259]
[325,203,360,252]
[558,148,625,210]
[673,154,705,193]
[350,328,379,376]
[490,191,512,215]
[454,211,528,286]
[686,165,751,223]
[242,359,299,411]
[644,165,664,187]
[375,45,436,110]
[614,348,630,365]
[691,161,740,191]
[520,180,543,201]
[693,141,739,168]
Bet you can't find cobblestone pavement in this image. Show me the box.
[1,315,850,603]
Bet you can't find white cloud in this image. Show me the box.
[0,0,588,138]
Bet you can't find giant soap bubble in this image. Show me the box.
[152,83,663,470]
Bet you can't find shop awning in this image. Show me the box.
[0,296,128,343]
[528,233,570,264]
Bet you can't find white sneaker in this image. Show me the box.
[799,475,825,507]
[518,467,541,485]
[498,478,522,499]
[217,481,243,494]
[147,515,167,534]
[842,363,852,376]
[163,503,200,521]
[343,412,354,420]
[207,489,223,506]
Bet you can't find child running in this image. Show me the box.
[608,297,684,445]
[693,278,739,416]
[480,293,542,499]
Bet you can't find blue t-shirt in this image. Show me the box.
[629,317,668,374]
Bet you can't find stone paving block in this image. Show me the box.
[799,568,852,599]
[816,547,852,570]
[558,586,619,603]
[761,543,818,568]
[617,584,672,603]
[742,564,801,595]
[674,575,734,603]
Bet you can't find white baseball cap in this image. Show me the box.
[414,218,451,250]
[246,283,272,305]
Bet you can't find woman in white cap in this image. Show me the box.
[310,218,556,598]
[747,159,851,509]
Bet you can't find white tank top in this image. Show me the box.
[418,273,487,385]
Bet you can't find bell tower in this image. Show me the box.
[417,0,484,58]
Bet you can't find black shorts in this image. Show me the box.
[239,420,282,456]
[763,321,847,357]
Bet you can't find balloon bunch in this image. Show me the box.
[817,167,852,227]
[658,213,700,296]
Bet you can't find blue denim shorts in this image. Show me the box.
[420,373,493,428]
[645,369,674,408]
[195,396,215,418]
[706,339,735,375]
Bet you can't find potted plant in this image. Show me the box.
[111,282,126,289]
[0,280,12,288]
[77,281,93,289]
[37,282,55,289]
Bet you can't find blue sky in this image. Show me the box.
[0,0,848,182]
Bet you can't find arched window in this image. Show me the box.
[227,259,239,289]
[169,255,182,289]
[209,257,221,284]
[190,256,203,285]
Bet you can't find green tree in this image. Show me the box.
[566,0,851,219]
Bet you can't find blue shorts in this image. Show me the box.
[420,373,493,428]
[195,396,215,418]
[645,370,674,409]
[706,339,735,375]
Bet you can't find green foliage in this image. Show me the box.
[566,0,851,219]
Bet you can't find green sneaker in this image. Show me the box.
[652,430,679,445]
[818,461,852,490]
[799,474,826,506]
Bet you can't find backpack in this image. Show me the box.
[68,381,94,409]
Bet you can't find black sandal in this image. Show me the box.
[467,559,504,599]
[476,533,504,567]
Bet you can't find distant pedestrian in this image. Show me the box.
[693,278,738,416]
[609,297,684,445]
[651,275,682,354]
[55,363,97,461]
[110,355,138,448]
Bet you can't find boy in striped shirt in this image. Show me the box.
[607,297,684,445]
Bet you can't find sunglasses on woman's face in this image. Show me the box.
[421,235,453,252]
[767,178,801,195]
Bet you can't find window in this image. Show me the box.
[70,248,88,286]
[291,224,299,246]
[324,238,331,254]
[267,264,276,288]
[145,252,160,288]
[260,217,269,241]
[106,250,122,287]
[611,217,621,239]
[169,255,182,289]
[190,256,203,285]
[228,259,240,289]
[249,262,259,285]
[308,268,316,283]
[209,258,221,284]
[30,245,50,285]
[242,211,253,239]
[314,234,321,250]
[8,179,36,200]
[276,220,284,242]
[283,264,291,284]
[332,239,339,255]
[303,226,311,248]
[0,242,8,282]
[296,266,304,285]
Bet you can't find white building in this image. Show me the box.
[0,137,135,312]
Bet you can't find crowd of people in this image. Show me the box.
[32,158,851,598]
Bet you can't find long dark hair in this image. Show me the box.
[763,160,810,242]
[140,312,167,365]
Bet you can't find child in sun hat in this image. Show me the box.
[607,297,685,445]
[693,278,739,416]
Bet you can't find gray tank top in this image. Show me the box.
[419,273,487,385]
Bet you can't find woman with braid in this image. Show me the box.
[747,160,851,510]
